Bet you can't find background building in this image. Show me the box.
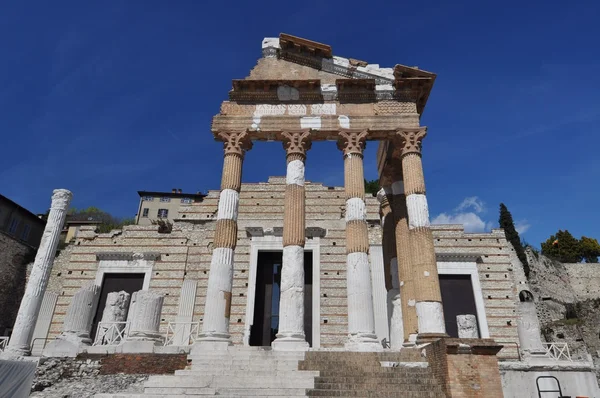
[135,189,206,226]
[0,194,46,335]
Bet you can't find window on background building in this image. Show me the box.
[8,217,19,234]
[142,208,149,218]
[21,224,31,241]
[157,209,169,218]
[181,197,193,204]
[142,196,154,201]
[160,197,171,203]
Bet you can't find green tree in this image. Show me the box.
[579,236,600,263]
[499,203,529,277]
[68,207,135,233]
[364,179,379,196]
[541,230,582,263]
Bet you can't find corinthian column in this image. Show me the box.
[377,188,403,349]
[389,158,418,344]
[273,131,311,351]
[395,128,446,341]
[5,189,72,356]
[197,131,252,348]
[338,130,381,351]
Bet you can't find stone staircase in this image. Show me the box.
[299,350,445,397]
[96,346,446,398]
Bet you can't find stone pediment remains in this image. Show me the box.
[212,33,436,142]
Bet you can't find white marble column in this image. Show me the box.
[126,291,164,342]
[457,314,479,338]
[43,283,100,357]
[273,131,311,351]
[387,259,404,349]
[173,279,198,345]
[338,130,381,351]
[5,189,72,356]
[98,291,130,344]
[517,301,547,358]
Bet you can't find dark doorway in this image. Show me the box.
[250,251,313,347]
[439,274,479,338]
[90,273,145,341]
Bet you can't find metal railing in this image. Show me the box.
[0,336,9,351]
[164,322,199,346]
[542,342,572,361]
[93,322,129,346]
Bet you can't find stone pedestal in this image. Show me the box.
[4,189,72,357]
[43,283,100,357]
[121,291,164,352]
[457,314,479,338]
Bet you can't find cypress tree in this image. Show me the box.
[499,203,529,277]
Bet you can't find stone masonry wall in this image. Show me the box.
[0,230,36,333]
[44,177,519,359]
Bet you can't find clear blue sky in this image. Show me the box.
[1,1,598,248]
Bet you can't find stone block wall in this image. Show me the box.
[44,177,519,357]
[0,230,36,333]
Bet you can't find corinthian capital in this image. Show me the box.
[394,128,427,156]
[218,131,253,156]
[282,130,312,159]
[337,129,368,157]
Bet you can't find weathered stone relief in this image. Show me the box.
[457,314,479,338]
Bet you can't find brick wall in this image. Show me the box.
[427,338,504,398]
[96,353,187,375]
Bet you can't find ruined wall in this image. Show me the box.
[0,231,36,333]
[45,177,519,357]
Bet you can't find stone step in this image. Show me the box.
[314,382,442,391]
[175,369,320,377]
[306,390,444,397]
[314,377,440,386]
[144,387,308,396]
[145,375,315,389]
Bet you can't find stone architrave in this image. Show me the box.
[43,283,100,357]
[273,131,311,351]
[338,130,382,351]
[96,291,130,345]
[196,131,252,350]
[4,189,72,357]
[457,314,479,338]
[394,129,447,342]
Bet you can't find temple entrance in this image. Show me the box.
[250,251,313,347]
[439,274,479,338]
[90,273,144,341]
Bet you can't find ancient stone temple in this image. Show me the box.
[13,34,599,397]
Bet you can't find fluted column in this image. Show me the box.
[377,188,403,349]
[338,130,381,351]
[395,128,446,341]
[389,159,419,344]
[126,291,164,341]
[198,131,252,347]
[5,189,72,356]
[273,131,312,351]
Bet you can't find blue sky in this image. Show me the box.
[1,0,598,247]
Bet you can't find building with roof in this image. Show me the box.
[135,189,206,226]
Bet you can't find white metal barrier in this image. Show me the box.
[164,322,199,346]
[0,337,8,351]
[93,322,129,346]
[542,342,572,361]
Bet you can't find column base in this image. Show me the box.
[192,332,233,353]
[0,346,31,358]
[345,333,383,352]
[416,333,448,344]
[272,334,309,352]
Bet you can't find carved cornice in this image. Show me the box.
[245,226,326,238]
[96,252,161,262]
[394,128,427,157]
[337,130,368,156]
[230,80,322,103]
[282,130,312,158]
[279,33,332,58]
[336,79,377,102]
[218,131,253,156]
